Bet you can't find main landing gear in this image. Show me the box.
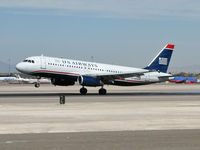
[99,88,107,95]
[80,87,87,95]
[80,86,107,95]
[59,86,107,104]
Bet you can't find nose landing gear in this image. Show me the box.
[34,76,41,88]
[34,82,40,88]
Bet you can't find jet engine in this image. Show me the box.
[79,75,102,87]
[51,78,75,86]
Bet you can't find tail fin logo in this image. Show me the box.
[144,44,175,73]
[159,57,168,65]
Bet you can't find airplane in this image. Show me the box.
[0,76,18,81]
[19,77,50,85]
[169,77,198,84]
[0,74,50,85]
[16,44,175,95]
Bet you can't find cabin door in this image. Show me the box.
[40,56,46,69]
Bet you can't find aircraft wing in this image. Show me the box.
[86,70,149,81]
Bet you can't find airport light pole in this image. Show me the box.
[8,58,11,76]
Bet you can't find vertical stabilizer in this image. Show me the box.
[144,44,175,73]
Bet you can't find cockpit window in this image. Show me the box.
[23,59,35,63]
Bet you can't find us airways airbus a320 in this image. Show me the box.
[16,44,175,95]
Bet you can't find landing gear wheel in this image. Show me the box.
[34,82,40,88]
[59,95,65,104]
[80,87,87,95]
[99,88,107,95]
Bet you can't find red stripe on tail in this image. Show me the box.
[166,44,175,49]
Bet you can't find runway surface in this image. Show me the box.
[1,91,200,97]
[0,84,200,150]
[1,130,200,150]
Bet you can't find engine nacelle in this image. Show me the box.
[79,75,102,87]
[51,78,75,86]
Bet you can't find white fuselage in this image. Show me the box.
[16,56,171,86]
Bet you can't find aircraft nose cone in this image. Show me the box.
[16,63,24,72]
[16,62,34,74]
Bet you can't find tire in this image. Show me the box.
[99,88,107,95]
[34,82,40,88]
[80,88,87,95]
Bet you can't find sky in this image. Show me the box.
[0,0,200,70]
